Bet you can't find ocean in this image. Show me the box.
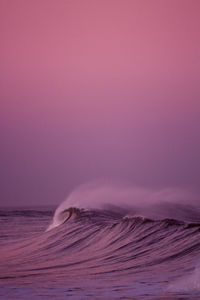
[1,186,200,299]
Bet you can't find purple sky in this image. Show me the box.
[1,0,200,206]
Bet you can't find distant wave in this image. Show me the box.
[0,209,53,218]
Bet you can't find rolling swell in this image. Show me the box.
[1,206,200,284]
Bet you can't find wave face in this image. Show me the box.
[0,185,200,299]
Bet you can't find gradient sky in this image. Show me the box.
[1,0,200,206]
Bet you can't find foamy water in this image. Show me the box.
[0,184,200,299]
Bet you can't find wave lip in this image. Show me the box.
[46,207,81,231]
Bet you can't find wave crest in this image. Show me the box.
[47,183,200,230]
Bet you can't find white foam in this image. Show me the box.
[168,263,200,292]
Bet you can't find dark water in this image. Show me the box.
[1,204,200,299]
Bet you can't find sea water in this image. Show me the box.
[1,184,200,299]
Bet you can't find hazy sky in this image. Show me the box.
[1,0,200,206]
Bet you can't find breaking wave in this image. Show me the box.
[0,183,200,297]
[47,182,200,230]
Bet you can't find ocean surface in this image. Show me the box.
[1,187,200,299]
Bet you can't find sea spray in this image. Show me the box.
[168,260,200,292]
[47,181,200,230]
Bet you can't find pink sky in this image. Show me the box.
[1,0,200,206]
